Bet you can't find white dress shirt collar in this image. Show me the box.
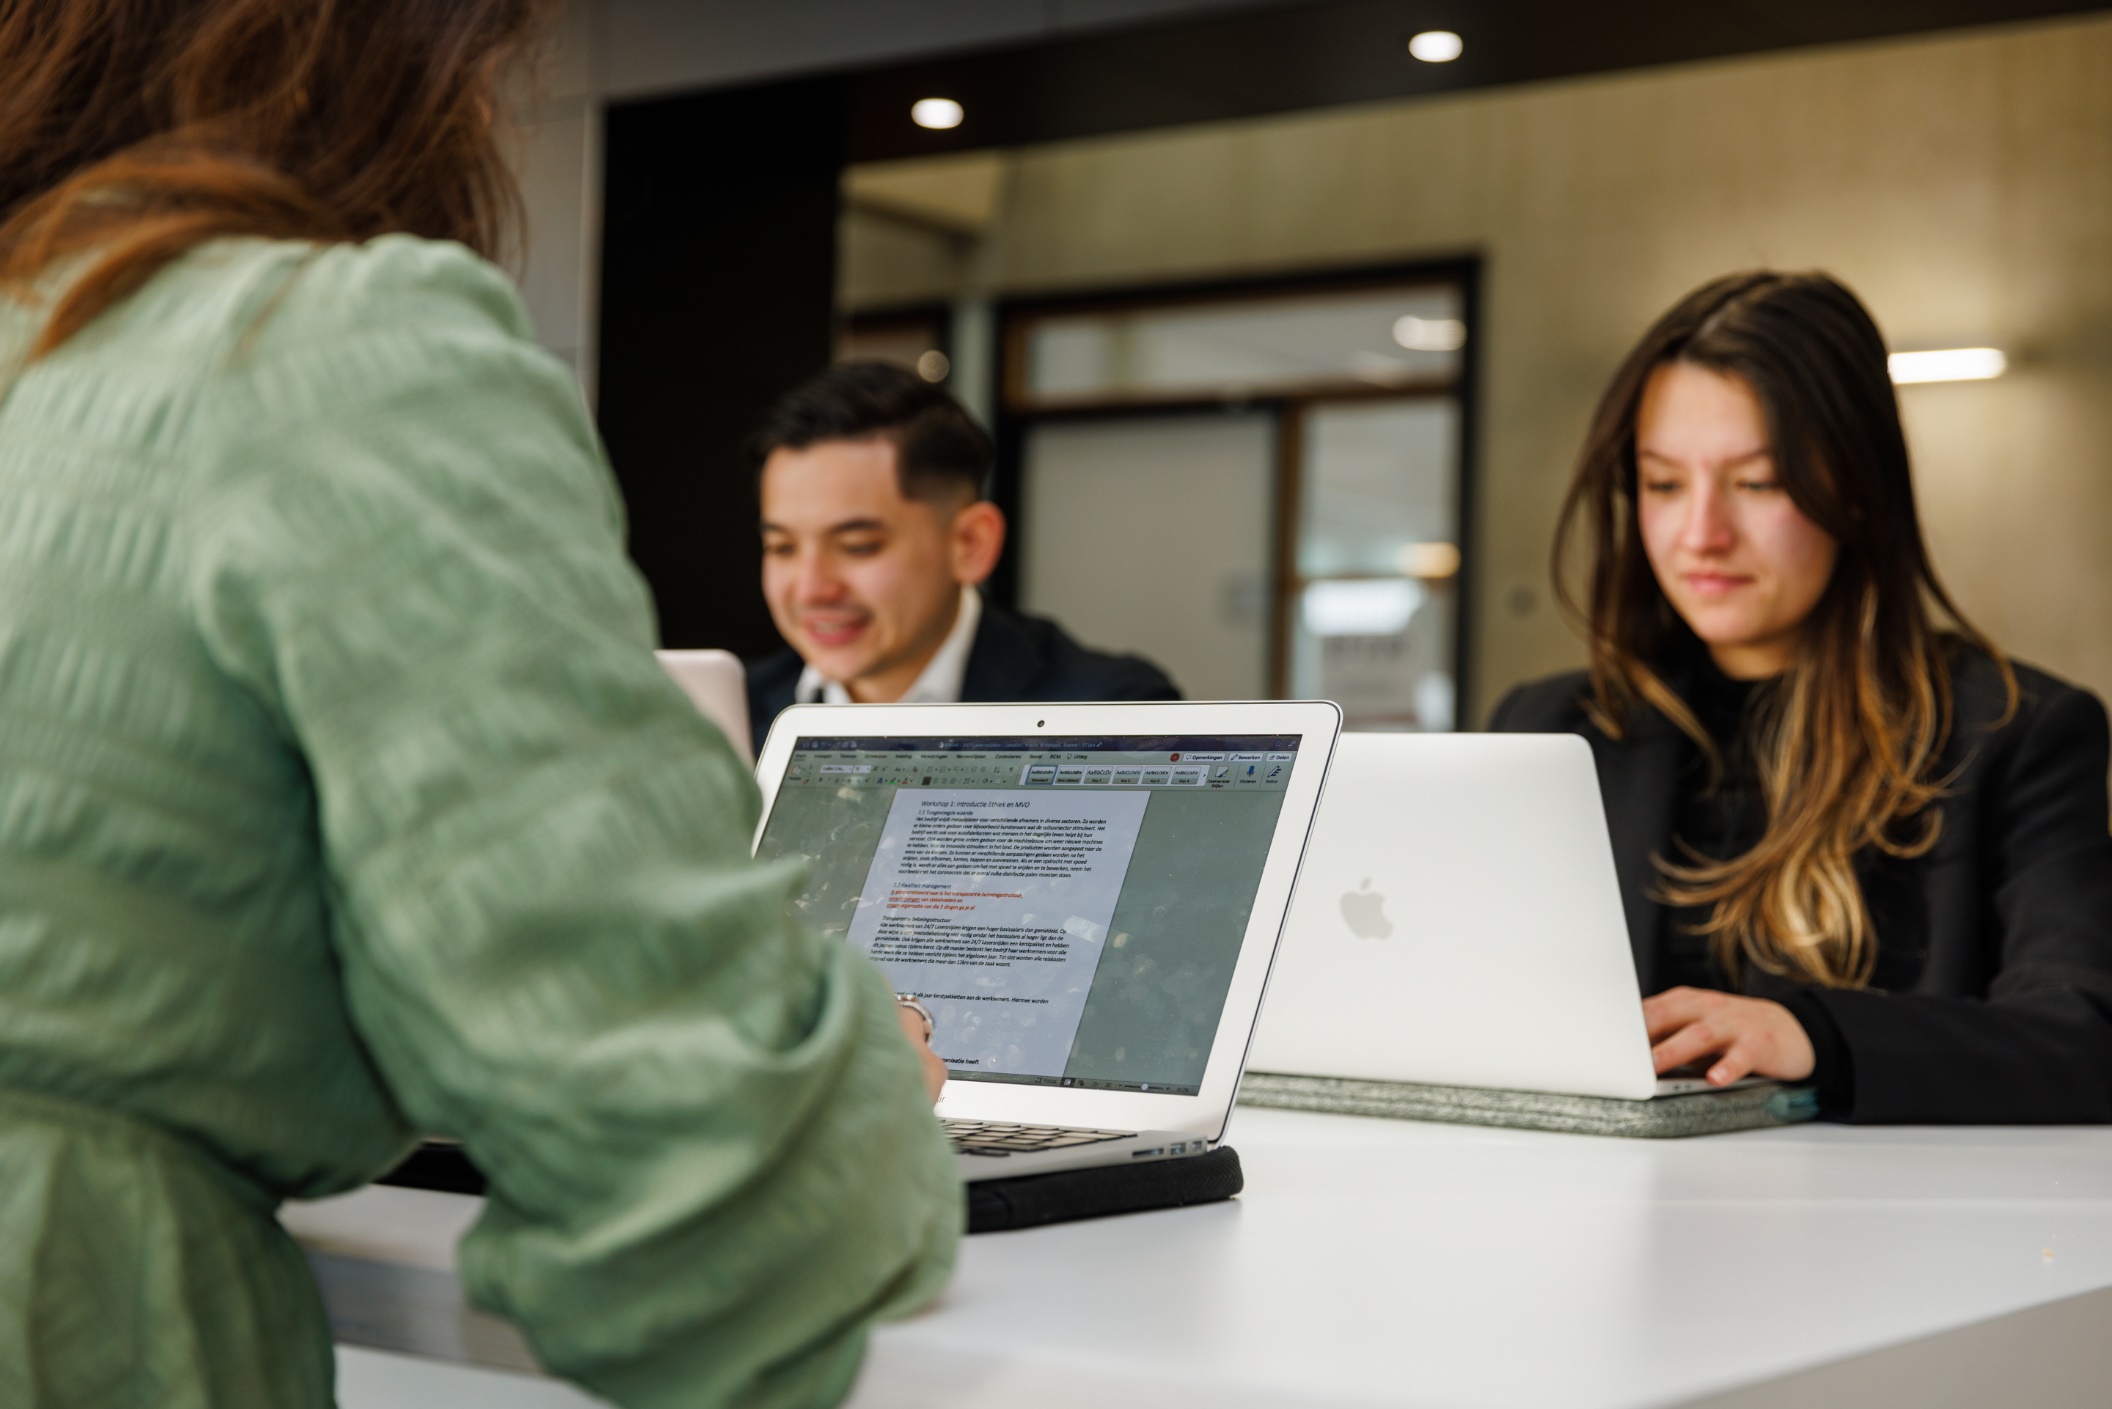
[795,585,982,707]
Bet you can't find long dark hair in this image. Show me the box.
[1553,271,2013,986]
[0,0,545,356]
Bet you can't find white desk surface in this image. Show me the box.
[287,1108,2112,1409]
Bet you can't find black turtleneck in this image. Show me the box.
[1658,657,1765,992]
[1659,652,1850,1108]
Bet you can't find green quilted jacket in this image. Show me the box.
[0,236,959,1407]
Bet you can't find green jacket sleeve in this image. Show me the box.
[180,237,960,1408]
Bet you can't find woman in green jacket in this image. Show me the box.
[0,2,958,1406]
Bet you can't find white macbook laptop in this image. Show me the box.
[753,700,1341,1179]
[656,649,754,765]
[1248,732,1741,1102]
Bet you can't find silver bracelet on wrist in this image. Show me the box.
[895,994,935,1040]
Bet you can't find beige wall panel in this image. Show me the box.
[843,13,2112,723]
[836,210,964,309]
[506,100,591,365]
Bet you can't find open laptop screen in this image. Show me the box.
[756,734,1305,1096]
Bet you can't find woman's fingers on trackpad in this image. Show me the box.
[1706,1047,1757,1085]
[1643,992,1816,1083]
[1650,1020,1723,1075]
[1642,986,1718,1042]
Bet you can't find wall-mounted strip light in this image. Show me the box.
[1888,348,2007,384]
[910,97,964,130]
[1304,579,1424,637]
[1393,314,1466,351]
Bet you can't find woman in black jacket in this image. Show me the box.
[1494,271,2112,1123]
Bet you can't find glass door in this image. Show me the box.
[1020,412,1276,701]
[1286,399,1462,730]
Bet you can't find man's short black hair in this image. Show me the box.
[748,361,992,503]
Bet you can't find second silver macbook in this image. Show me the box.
[1248,732,1728,1101]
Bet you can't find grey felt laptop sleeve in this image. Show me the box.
[1238,1071,1820,1138]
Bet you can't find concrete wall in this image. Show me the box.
[503,1,602,396]
[840,13,2112,724]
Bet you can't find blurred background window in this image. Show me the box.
[1000,274,1471,730]
[1012,285,1463,409]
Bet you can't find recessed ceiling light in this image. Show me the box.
[1408,30,1463,63]
[1888,348,2006,384]
[911,97,964,130]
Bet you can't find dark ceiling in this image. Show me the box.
[831,0,2111,163]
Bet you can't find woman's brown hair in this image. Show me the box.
[1554,271,2013,988]
[0,0,544,357]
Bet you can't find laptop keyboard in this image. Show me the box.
[942,1120,1134,1158]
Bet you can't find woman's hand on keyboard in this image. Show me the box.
[1643,987,1815,1086]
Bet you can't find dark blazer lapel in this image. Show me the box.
[959,605,1046,701]
[744,649,804,754]
[1592,717,1686,994]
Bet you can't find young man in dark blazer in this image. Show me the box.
[745,362,1180,747]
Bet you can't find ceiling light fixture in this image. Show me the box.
[1888,348,2007,384]
[1408,30,1463,63]
[910,97,964,131]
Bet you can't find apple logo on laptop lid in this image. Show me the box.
[1339,879,1393,940]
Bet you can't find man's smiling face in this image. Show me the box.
[759,436,978,702]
